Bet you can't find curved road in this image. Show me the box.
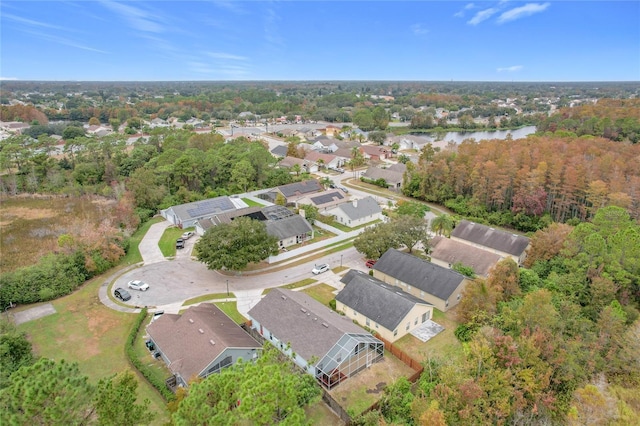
[101,220,365,315]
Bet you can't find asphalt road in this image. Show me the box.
[112,243,365,310]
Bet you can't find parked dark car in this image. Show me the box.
[114,287,131,301]
[176,238,185,249]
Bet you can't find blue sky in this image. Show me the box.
[1,1,638,81]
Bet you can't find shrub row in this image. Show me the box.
[125,308,175,402]
[0,250,102,308]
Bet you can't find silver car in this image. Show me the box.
[127,279,150,291]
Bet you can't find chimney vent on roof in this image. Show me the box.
[322,322,329,328]
[281,295,287,300]
[301,308,307,313]
[209,340,215,345]
[198,328,204,334]
[189,319,194,323]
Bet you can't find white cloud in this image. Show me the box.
[3,13,66,31]
[497,65,524,72]
[411,24,428,35]
[0,77,19,81]
[206,52,248,61]
[498,3,550,23]
[468,7,499,25]
[100,1,165,33]
[21,29,108,54]
[454,3,476,18]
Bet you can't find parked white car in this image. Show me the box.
[312,263,330,275]
[127,279,149,291]
[181,231,195,239]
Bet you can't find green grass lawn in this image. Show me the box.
[242,198,264,207]
[159,225,189,257]
[214,301,247,324]
[394,309,463,363]
[17,276,170,424]
[302,284,337,306]
[183,292,231,306]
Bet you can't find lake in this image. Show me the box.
[415,126,537,144]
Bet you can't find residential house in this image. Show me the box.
[146,303,261,388]
[372,249,469,312]
[195,204,314,249]
[295,189,349,214]
[360,145,390,161]
[247,288,384,389]
[311,136,339,153]
[388,134,431,151]
[304,150,342,170]
[327,196,382,227]
[323,125,341,137]
[361,163,406,191]
[270,145,289,158]
[429,235,503,278]
[278,156,317,173]
[161,196,247,228]
[337,270,433,342]
[265,214,314,249]
[260,179,324,205]
[450,220,530,265]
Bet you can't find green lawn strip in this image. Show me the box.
[241,198,264,207]
[121,216,164,265]
[328,221,351,232]
[394,309,463,363]
[158,226,187,257]
[17,276,170,424]
[183,293,230,306]
[214,301,247,324]
[301,284,337,306]
[262,278,318,295]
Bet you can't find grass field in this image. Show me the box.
[302,283,337,306]
[159,226,190,257]
[16,274,170,424]
[0,195,119,273]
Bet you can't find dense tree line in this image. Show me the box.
[537,99,640,143]
[403,135,640,231]
[352,207,640,425]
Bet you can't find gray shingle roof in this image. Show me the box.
[265,215,313,240]
[247,288,365,362]
[429,236,503,276]
[271,145,288,157]
[310,190,345,206]
[362,166,404,185]
[336,196,381,220]
[168,196,237,222]
[374,249,466,300]
[338,270,431,331]
[277,179,323,197]
[147,304,260,381]
[451,220,530,257]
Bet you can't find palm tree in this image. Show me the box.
[430,214,454,237]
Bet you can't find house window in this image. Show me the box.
[366,318,370,326]
[353,310,357,316]
[420,291,425,297]
[375,323,379,328]
[408,285,411,291]
[393,329,398,337]
[457,294,461,301]
[446,300,449,308]
[406,322,410,331]
[422,312,428,323]
[414,317,418,325]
